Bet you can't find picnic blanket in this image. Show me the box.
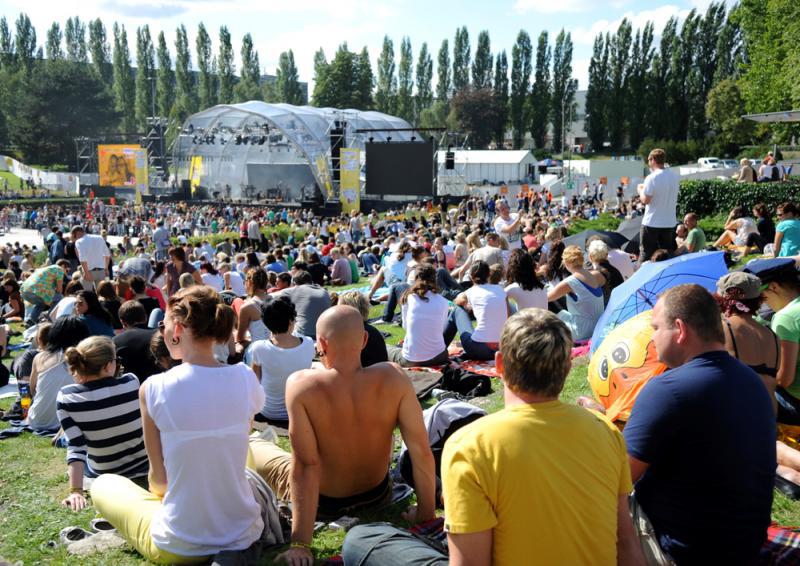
[0,421,60,440]
[759,522,800,565]
[0,375,18,399]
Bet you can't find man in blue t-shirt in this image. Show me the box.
[624,284,776,564]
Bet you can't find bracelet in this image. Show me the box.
[290,541,312,550]
[69,487,84,494]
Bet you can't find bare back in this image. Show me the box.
[288,361,413,498]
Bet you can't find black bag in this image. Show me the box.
[0,361,8,388]
[440,366,492,398]
[772,166,782,182]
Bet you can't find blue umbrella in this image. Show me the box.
[590,251,728,353]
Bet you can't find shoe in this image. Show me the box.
[775,475,800,500]
[89,518,115,533]
[59,526,93,546]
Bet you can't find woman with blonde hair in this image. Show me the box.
[57,336,148,511]
[546,245,606,341]
[91,286,265,564]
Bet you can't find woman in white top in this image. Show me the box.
[91,285,265,564]
[713,206,759,248]
[27,317,90,431]
[220,262,247,296]
[250,295,314,425]
[504,248,547,312]
[199,262,224,292]
[547,246,606,341]
[388,264,450,367]
[444,260,510,361]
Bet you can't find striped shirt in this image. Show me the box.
[56,373,148,478]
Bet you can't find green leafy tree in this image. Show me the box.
[311,48,328,106]
[529,31,550,148]
[626,23,653,150]
[688,2,727,140]
[0,17,15,70]
[315,43,363,108]
[156,31,174,117]
[646,19,676,141]
[65,17,87,63]
[275,50,303,105]
[492,50,509,147]
[452,26,470,93]
[196,23,215,109]
[135,25,155,129]
[668,10,698,141]
[218,26,235,104]
[88,19,111,84]
[235,33,261,102]
[510,30,532,148]
[551,30,576,152]
[15,14,36,74]
[415,42,433,121]
[376,36,397,114]
[397,37,414,121]
[452,87,499,148]
[112,23,135,132]
[472,30,492,90]
[175,24,198,118]
[436,39,450,106]
[45,23,63,62]
[706,78,750,152]
[10,59,116,164]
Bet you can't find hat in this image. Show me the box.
[717,271,762,299]
[743,257,796,282]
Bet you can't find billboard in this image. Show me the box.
[98,144,148,193]
[365,141,433,197]
[339,148,360,214]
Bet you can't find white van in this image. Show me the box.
[697,157,722,169]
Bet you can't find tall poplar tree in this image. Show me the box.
[174,24,197,117]
[397,37,414,121]
[376,36,397,114]
[156,31,174,118]
[415,42,433,120]
[88,19,111,84]
[196,23,215,109]
[135,25,155,128]
[65,17,87,63]
[235,33,261,102]
[472,30,493,90]
[436,39,450,104]
[510,30,532,148]
[15,14,37,74]
[218,26,235,104]
[452,26,470,93]
[112,23,135,132]
[275,50,303,105]
[551,29,576,152]
[45,23,63,62]
[492,50,509,147]
[585,33,609,149]
[529,31,551,148]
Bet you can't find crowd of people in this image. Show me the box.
[0,146,799,564]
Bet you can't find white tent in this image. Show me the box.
[436,150,536,185]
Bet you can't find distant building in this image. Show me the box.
[500,90,589,152]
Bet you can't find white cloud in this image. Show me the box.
[571,4,692,46]
[513,0,593,14]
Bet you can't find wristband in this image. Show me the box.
[290,541,312,550]
[69,487,84,494]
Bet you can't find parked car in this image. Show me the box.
[721,159,738,169]
[697,157,723,169]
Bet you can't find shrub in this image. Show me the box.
[567,213,622,235]
[677,179,800,217]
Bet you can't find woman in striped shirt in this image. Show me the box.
[57,336,148,511]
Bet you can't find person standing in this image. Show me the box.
[152,221,171,262]
[72,226,110,291]
[493,201,523,250]
[638,148,679,262]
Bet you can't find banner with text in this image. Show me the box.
[339,148,361,214]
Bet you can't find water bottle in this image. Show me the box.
[19,383,32,418]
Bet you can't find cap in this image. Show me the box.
[717,271,762,299]
[743,257,796,283]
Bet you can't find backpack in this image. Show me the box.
[772,165,782,182]
[440,365,492,398]
[397,398,486,491]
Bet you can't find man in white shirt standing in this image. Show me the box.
[493,201,522,250]
[638,148,679,262]
[72,226,110,291]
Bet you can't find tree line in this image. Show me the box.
[585,1,800,158]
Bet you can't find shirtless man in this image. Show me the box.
[251,305,436,565]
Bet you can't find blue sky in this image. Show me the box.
[0,0,722,90]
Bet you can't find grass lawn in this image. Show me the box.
[2,284,800,564]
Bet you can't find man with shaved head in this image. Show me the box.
[250,305,436,565]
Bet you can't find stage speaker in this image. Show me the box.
[180,179,191,200]
[445,151,455,170]
[330,121,346,182]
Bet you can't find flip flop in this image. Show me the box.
[59,526,93,546]
[89,518,116,533]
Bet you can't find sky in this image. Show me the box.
[0,0,726,93]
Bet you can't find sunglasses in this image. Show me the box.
[158,321,165,333]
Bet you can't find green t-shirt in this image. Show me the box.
[685,227,706,252]
[772,296,800,397]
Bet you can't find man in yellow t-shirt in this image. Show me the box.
[342,309,643,566]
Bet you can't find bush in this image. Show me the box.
[638,138,709,165]
[567,213,622,235]
[677,179,800,217]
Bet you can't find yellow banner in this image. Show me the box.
[316,155,331,199]
[188,155,203,197]
[339,148,360,214]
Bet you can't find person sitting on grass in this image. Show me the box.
[444,260,509,361]
[250,305,436,565]
[336,290,388,367]
[388,264,450,367]
[27,317,90,431]
[343,309,643,565]
[329,247,353,286]
[250,295,315,428]
[546,245,606,342]
[91,286,265,564]
[713,206,759,250]
[74,290,115,338]
[504,248,547,312]
[58,336,148,511]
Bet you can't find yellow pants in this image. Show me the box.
[249,438,292,501]
[90,474,209,565]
